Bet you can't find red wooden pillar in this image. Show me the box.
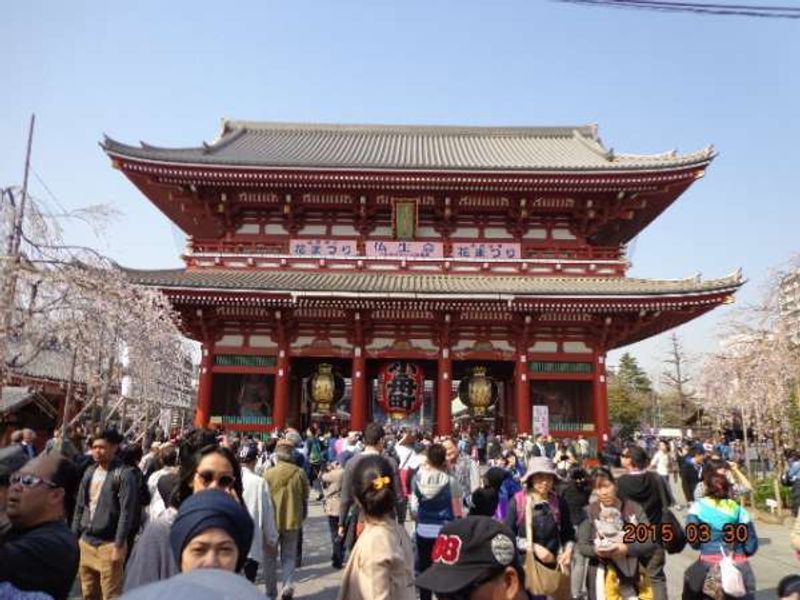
[593,353,609,450]
[436,349,452,436]
[515,353,531,434]
[195,341,214,427]
[350,346,367,431]
[273,345,290,430]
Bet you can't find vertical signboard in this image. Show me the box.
[533,405,549,436]
[393,199,417,240]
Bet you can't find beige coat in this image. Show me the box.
[321,465,343,518]
[337,516,416,600]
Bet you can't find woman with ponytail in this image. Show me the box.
[337,455,415,600]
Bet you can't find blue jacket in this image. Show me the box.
[415,484,454,526]
[685,497,758,558]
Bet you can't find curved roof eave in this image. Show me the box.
[100,122,716,176]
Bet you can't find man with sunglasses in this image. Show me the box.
[416,516,530,600]
[72,429,140,600]
[0,453,80,600]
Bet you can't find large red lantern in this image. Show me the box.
[378,361,425,419]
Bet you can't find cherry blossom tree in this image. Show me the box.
[1,185,196,440]
[698,260,800,510]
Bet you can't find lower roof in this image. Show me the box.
[125,268,743,300]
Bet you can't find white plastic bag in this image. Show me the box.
[719,547,747,598]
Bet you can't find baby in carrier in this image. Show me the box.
[593,505,640,590]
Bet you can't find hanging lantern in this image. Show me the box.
[379,361,425,419]
[458,366,498,417]
[307,363,345,415]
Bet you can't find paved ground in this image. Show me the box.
[67,483,799,598]
[276,485,799,599]
[260,502,343,600]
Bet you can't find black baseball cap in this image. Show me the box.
[415,516,521,595]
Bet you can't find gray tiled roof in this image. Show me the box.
[125,268,742,299]
[103,120,715,172]
[1,386,34,413]
[7,342,79,383]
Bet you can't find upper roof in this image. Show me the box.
[103,120,715,173]
[125,268,743,300]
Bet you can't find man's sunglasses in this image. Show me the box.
[10,473,59,489]
[195,470,236,489]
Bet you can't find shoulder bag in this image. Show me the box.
[524,495,570,600]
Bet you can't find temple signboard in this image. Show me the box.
[366,241,444,258]
[290,239,357,256]
[452,242,521,260]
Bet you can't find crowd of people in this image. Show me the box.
[1,424,800,600]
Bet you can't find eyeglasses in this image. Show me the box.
[10,473,59,489]
[621,453,631,458]
[195,470,236,490]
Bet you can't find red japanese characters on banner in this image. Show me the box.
[378,361,425,418]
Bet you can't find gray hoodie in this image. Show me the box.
[410,467,462,521]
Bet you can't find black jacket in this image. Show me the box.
[0,520,79,600]
[680,459,702,498]
[560,481,591,527]
[506,493,575,561]
[616,472,667,526]
[72,460,139,547]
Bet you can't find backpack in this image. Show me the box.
[309,439,323,465]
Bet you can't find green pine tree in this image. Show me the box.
[608,353,652,436]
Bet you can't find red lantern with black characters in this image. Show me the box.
[378,361,425,419]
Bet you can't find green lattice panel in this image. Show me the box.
[529,361,593,374]
[214,354,276,368]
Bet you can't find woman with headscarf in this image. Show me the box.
[123,442,244,591]
[169,489,253,573]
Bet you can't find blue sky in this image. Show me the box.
[2,1,798,380]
